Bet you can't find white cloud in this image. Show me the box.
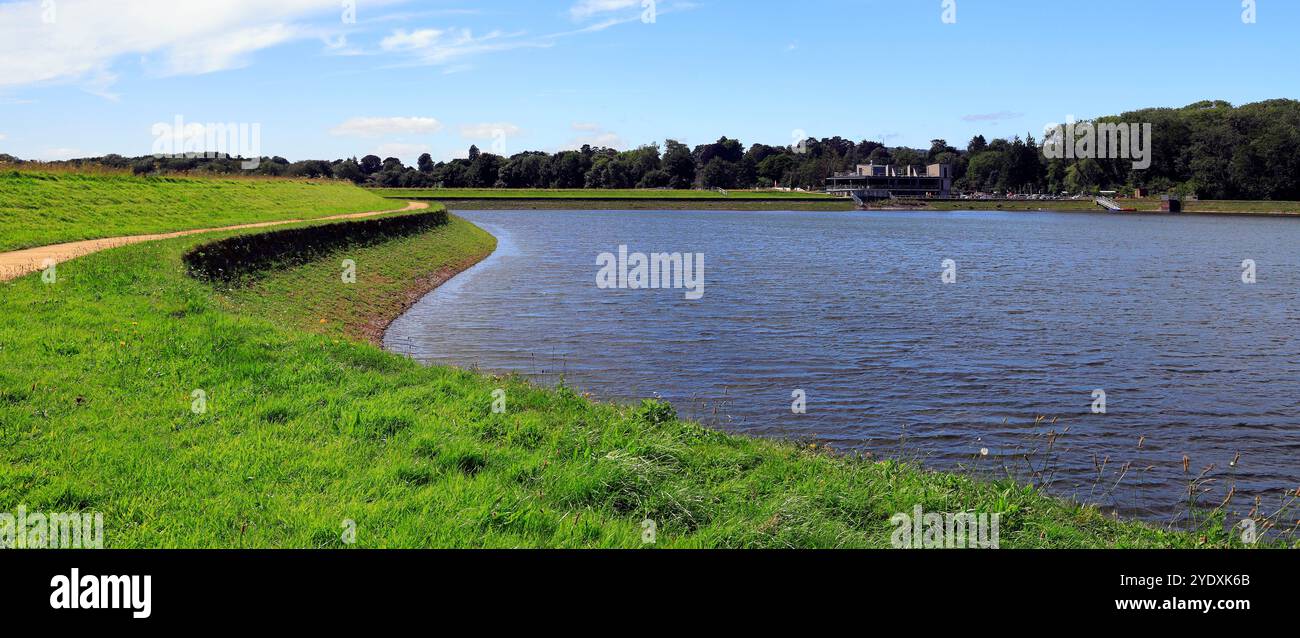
[564,123,624,150]
[165,24,301,76]
[566,0,696,25]
[962,111,1024,123]
[35,148,84,161]
[0,133,7,141]
[379,28,545,66]
[381,28,448,51]
[569,0,639,20]
[570,132,624,149]
[460,123,522,140]
[372,1,696,70]
[330,116,444,137]
[0,0,385,92]
[374,143,432,163]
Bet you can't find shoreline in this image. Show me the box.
[875,200,1300,217]
[363,239,496,347]
[367,213,1290,543]
[428,198,855,211]
[378,195,1300,217]
[3,191,1271,547]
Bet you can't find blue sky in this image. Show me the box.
[0,0,1295,164]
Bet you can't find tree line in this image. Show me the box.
[6,99,1297,200]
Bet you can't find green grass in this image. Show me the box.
[0,176,1271,548]
[436,199,856,212]
[368,188,833,200]
[0,171,394,252]
[372,188,1300,215]
[1180,199,1300,214]
[369,187,850,211]
[218,213,496,344]
[0,201,1243,550]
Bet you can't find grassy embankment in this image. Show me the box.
[0,173,1256,548]
[369,188,835,199]
[0,171,395,252]
[371,187,1300,215]
[369,187,855,211]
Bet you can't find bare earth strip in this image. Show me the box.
[0,201,429,282]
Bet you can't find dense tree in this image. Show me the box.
[662,139,696,189]
[928,139,957,161]
[694,137,744,168]
[288,159,333,178]
[498,152,549,188]
[15,99,1299,199]
[333,158,363,184]
[359,155,382,176]
[637,169,671,189]
[550,151,586,188]
[698,157,739,190]
[964,151,1003,192]
[757,154,796,185]
[467,153,502,187]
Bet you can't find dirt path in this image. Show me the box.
[0,201,428,282]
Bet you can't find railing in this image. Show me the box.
[1095,196,1123,211]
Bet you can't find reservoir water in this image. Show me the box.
[385,209,1300,522]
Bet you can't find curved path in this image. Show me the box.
[0,201,428,282]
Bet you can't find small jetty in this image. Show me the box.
[1095,196,1136,212]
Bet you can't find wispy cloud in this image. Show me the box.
[376,20,616,70]
[962,111,1024,123]
[35,147,85,161]
[379,28,546,66]
[374,1,695,70]
[546,15,642,37]
[569,0,640,21]
[330,116,444,137]
[563,0,695,31]
[374,142,432,162]
[163,23,300,76]
[565,122,623,150]
[0,0,395,94]
[460,123,522,139]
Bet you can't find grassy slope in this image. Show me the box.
[436,199,857,212]
[219,214,497,345]
[0,171,393,252]
[0,182,1234,549]
[367,187,1300,215]
[368,188,832,200]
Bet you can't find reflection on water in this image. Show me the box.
[386,208,1300,522]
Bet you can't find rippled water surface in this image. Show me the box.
[386,209,1300,520]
